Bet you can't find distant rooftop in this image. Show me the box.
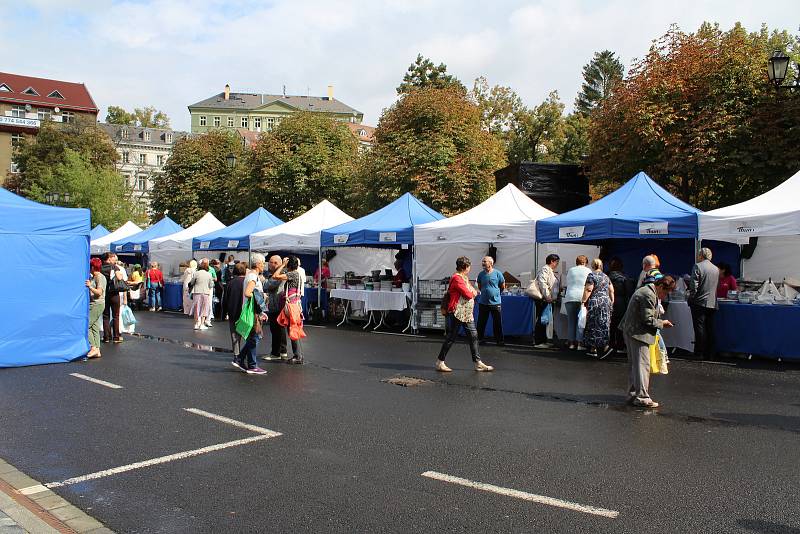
[189,88,362,117]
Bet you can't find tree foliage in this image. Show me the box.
[150,130,245,225]
[242,112,360,221]
[575,50,624,115]
[588,23,800,209]
[397,54,465,94]
[106,105,171,128]
[358,86,506,216]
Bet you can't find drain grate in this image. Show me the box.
[382,376,433,387]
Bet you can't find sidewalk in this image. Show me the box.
[0,459,112,534]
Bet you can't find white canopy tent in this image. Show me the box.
[414,184,556,280]
[90,221,142,255]
[700,170,800,280]
[249,200,353,253]
[149,213,225,277]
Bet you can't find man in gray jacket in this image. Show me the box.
[619,275,676,408]
[688,247,720,360]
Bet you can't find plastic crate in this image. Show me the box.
[418,279,449,300]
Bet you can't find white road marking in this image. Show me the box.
[42,408,282,489]
[421,471,619,519]
[69,373,123,389]
[17,484,47,495]
[183,408,282,437]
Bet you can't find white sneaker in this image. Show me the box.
[199,324,208,331]
[194,324,201,330]
[205,321,213,327]
[533,343,550,349]
[435,360,452,372]
[474,360,494,372]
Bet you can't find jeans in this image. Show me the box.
[289,337,303,359]
[438,313,481,362]
[534,299,550,345]
[690,304,716,359]
[564,301,582,342]
[239,332,261,369]
[102,293,121,341]
[148,285,162,309]
[267,311,288,356]
[476,304,503,344]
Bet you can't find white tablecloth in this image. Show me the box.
[330,289,410,312]
[661,300,694,352]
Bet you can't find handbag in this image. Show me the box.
[525,279,542,300]
[235,296,255,339]
[539,303,553,325]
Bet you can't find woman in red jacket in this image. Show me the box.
[436,256,495,372]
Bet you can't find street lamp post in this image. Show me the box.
[768,49,799,90]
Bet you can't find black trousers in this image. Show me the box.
[267,310,287,356]
[102,294,121,341]
[438,314,481,362]
[690,304,716,359]
[534,299,549,345]
[476,303,503,343]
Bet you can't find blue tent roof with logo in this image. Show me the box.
[90,224,110,240]
[536,172,701,244]
[192,207,283,251]
[111,216,182,254]
[321,192,444,246]
[1,187,90,367]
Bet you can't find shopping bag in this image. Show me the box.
[235,297,254,339]
[576,305,587,341]
[649,334,668,374]
[540,303,553,325]
[121,305,137,326]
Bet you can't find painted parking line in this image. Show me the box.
[24,409,282,491]
[421,471,619,519]
[69,373,123,389]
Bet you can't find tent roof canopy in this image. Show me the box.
[149,213,225,252]
[90,221,142,254]
[90,224,110,241]
[111,216,182,254]
[250,200,353,253]
[193,207,283,251]
[0,187,90,235]
[321,192,444,246]
[536,172,701,244]
[699,169,800,242]
[415,184,555,245]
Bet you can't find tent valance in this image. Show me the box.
[111,216,183,254]
[193,207,283,251]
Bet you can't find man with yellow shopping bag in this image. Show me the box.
[618,275,677,408]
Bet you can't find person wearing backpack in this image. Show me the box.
[436,256,494,373]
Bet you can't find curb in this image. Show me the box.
[0,458,113,534]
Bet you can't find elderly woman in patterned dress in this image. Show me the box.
[581,258,615,359]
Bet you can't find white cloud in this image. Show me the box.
[4,0,798,131]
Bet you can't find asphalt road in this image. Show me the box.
[1,311,799,533]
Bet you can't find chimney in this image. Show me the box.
[327,85,334,101]
[224,84,230,100]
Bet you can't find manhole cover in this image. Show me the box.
[382,376,433,387]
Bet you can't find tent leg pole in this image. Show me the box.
[411,245,417,334]
[318,247,323,320]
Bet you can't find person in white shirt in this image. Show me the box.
[564,255,592,350]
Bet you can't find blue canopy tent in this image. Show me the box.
[1,188,91,367]
[536,172,707,278]
[90,224,110,240]
[192,207,283,251]
[111,216,182,254]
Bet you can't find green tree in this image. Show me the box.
[470,76,525,135]
[105,105,170,128]
[358,86,506,216]
[575,50,624,116]
[552,113,590,164]
[397,54,466,94]
[506,91,566,164]
[588,22,800,208]
[243,112,360,221]
[150,130,245,225]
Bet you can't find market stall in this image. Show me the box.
[1,187,91,367]
[90,224,110,241]
[536,172,702,348]
[90,221,142,255]
[192,207,282,253]
[149,212,225,277]
[111,216,183,255]
[321,193,444,331]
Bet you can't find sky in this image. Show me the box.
[4,0,798,132]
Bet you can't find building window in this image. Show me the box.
[11,105,25,118]
[266,117,275,130]
[157,155,165,166]
[144,131,151,141]
[199,115,207,126]
[0,84,12,92]
[359,129,366,137]
[121,127,128,139]
[122,151,129,163]
[10,161,20,173]
[214,116,221,127]
[62,111,74,123]
[37,108,51,121]
[139,153,147,165]
[166,133,173,143]
[227,116,234,127]
[241,116,249,128]
[11,133,23,147]
[47,90,65,99]
[122,174,131,188]
[253,117,262,130]
[137,175,147,191]
[22,87,39,96]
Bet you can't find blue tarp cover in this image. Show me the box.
[89,224,110,240]
[320,193,444,246]
[111,217,182,254]
[192,207,283,251]
[536,172,701,244]
[1,187,91,367]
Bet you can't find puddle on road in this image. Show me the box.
[129,332,232,354]
[382,376,433,387]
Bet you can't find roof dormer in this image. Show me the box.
[47,90,65,99]
[22,86,39,96]
[0,83,12,92]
